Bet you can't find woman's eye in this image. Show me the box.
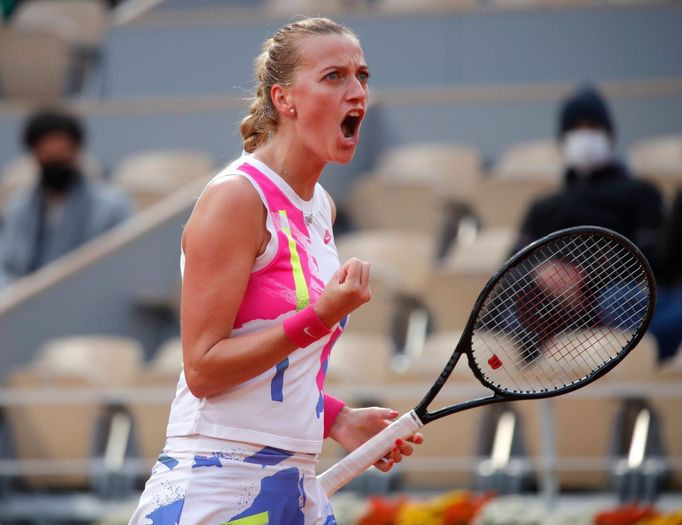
[358,71,369,82]
[325,71,339,81]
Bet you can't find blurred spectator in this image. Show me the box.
[513,85,664,270]
[0,108,132,288]
[513,85,680,360]
[649,190,682,362]
[1,0,21,20]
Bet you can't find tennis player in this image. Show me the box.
[129,17,421,525]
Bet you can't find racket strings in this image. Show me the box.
[470,233,651,394]
[476,249,639,372]
[476,237,599,328]
[479,236,635,328]
[515,247,646,342]
[503,245,642,379]
[507,255,644,348]
[480,236,637,332]
[495,243,644,386]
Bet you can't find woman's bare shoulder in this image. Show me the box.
[183,173,264,252]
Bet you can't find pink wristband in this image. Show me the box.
[282,305,332,348]
[323,393,345,438]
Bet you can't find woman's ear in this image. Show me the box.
[271,84,295,118]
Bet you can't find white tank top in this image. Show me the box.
[166,156,345,453]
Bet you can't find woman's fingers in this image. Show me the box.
[406,433,424,446]
[373,433,425,472]
[360,261,371,288]
[342,257,362,286]
[374,457,394,472]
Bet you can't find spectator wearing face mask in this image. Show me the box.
[513,85,665,270]
[0,108,132,288]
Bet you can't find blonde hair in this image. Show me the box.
[240,17,357,153]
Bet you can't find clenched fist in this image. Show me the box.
[314,258,371,327]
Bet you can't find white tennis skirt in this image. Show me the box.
[129,435,336,525]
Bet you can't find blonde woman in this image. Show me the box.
[130,17,421,525]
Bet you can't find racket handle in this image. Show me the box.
[317,410,424,496]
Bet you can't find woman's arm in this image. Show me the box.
[181,176,370,399]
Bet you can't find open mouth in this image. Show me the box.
[341,110,363,139]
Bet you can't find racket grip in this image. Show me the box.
[318,410,424,496]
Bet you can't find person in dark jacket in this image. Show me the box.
[0,108,132,288]
[649,190,682,361]
[514,85,674,360]
[514,85,664,269]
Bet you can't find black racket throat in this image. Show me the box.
[413,339,504,425]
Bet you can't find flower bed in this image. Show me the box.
[330,492,682,525]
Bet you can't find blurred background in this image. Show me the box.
[0,0,681,523]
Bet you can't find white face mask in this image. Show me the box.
[563,129,612,173]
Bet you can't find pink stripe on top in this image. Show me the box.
[234,162,326,329]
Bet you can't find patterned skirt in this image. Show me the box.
[129,435,336,525]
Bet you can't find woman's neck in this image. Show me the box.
[251,136,325,200]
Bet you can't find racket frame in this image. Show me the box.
[414,225,657,425]
[318,226,656,496]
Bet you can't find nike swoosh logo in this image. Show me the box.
[303,327,316,337]
[324,230,332,244]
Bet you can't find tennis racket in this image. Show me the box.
[318,226,656,496]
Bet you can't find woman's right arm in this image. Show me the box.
[180,176,370,399]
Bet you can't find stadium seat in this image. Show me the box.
[330,232,435,352]
[3,368,104,489]
[421,265,493,332]
[380,0,478,11]
[347,176,449,237]
[443,226,516,270]
[421,228,515,333]
[11,0,109,91]
[491,139,563,181]
[111,150,215,211]
[335,230,437,296]
[265,0,342,16]
[2,338,143,490]
[148,337,183,376]
[325,332,396,388]
[11,0,108,51]
[472,139,562,229]
[126,338,183,471]
[518,331,659,490]
[402,329,485,383]
[628,134,682,203]
[373,142,482,203]
[35,335,144,387]
[471,178,560,229]
[650,348,682,489]
[0,29,73,101]
[340,274,402,341]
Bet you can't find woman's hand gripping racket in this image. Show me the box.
[318,226,656,496]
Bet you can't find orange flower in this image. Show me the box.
[594,504,659,525]
[442,493,494,525]
[357,495,407,525]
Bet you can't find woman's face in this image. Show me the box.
[286,33,369,165]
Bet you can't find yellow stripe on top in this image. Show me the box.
[223,511,269,525]
[278,210,310,311]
